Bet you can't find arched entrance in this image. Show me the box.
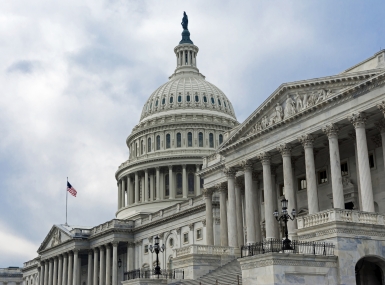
[356,256,385,285]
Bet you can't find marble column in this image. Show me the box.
[182,50,185,65]
[182,164,187,198]
[53,257,58,285]
[202,189,214,245]
[58,255,63,285]
[323,124,345,209]
[252,172,262,242]
[62,254,68,285]
[243,160,256,244]
[224,168,238,247]
[127,243,135,271]
[217,185,228,246]
[195,165,201,195]
[99,246,105,285]
[258,152,279,239]
[144,169,149,202]
[87,251,93,285]
[134,173,139,204]
[156,167,160,201]
[93,248,99,285]
[187,50,191,65]
[121,178,126,208]
[169,166,175,199]
[349,132,362,209]
[106,245,111,285]
[298,134,319,214]
[235,178,244,246]
[112,242,118,285]
[117,181,122,210]
[277,144,297,236]
[127,176,133,206]
[48,259,53,285]
[67,253,73,285]
[150,172,154,201]
[38,266,43,285]
[41,263,46,285]
[349,113,374,212]
[73,250,79,285]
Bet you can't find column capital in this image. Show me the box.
[298,134,315,148]
[202,219,206,226]
[215,183,227,193]
[257,152,271,165]
[182,164,187,169]
[277,143,292,156]
[88,250,93,255]
[195,164,201,169]
[155,166,160,170]
[112,241,119,247]
[202,188,214,197]
[377,100,385,116]
[348,112,367,129]
[375,119,385,133]
[223,167,236,178]
[144,168,148,173]
[188,223,194,230]
[322,123,339,138]
[73,249,79,254]
[127,242,135,248]
[168,165,173,170]
[240,160,253,171]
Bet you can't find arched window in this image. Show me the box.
[187,132,192,147]
[155,99,159,106]
[170,96,174,103]
[147,137,151,152]
[224,101,227,107]
[211,97,215,104]
[166,134,171,149]
[209,133,214,148]
[156,135,160,150]
[195,95,199,102]
[176,173,182,195]
[199,132,203,147]
[136,142,138,157]
[188,173,194,194]
[218,99,221,105]
[187,95,191,102]
[141,140,144,154]
[203,96,207,103]
[178,95,182,103]
[177,133,182,147]
[165,174,169,196]
[162,98,166,105]
[150,102,152,109]
[219,134,223,145]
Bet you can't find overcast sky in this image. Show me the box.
[1,0,384,267]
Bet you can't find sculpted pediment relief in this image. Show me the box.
[38,225,71,252]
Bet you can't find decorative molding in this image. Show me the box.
[377,100,385,116]
[223,167,236,178]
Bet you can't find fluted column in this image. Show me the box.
[144,169,149,202]
[195,165,201,195]
[106,244,111,285]
[67,253,73,285]
[40,263,45,285]
[127,176,133,206]
[87,251,93,285]
[121,178,126,208]
[298,135,319,214]
[217,185,228,246]
[243,160,256,244]
[252,172,262,242]
[169,166,175,199]
[277,144,297,236]
[53,257,58,285]
[48,259,53,285]
[202,189,214,245]
[58,255,63,285]
[182,164,187,198]
[156,167,160,201]
[150,172,154,201]
[93,248,99,285]
[73,250,79,285]
[112,242,118,285]
[258,152,279,239]
[349,113,374,212]
[235,178,244,246]
[134,173,139,204]
[117,181,122,210]
[323,124,345,209]
[62,254,67,285]
[224,168,238,247]
[99,246,105,285]
[127,243,135,271]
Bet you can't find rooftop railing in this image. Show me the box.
[123,268,184,280]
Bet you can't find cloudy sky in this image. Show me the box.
[1,0,384,267]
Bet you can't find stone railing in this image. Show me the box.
[297,209,385,229]
[174,245,236,258]
[23,259,39,268]
[91,219,134,235]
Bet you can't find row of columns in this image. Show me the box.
[38,242,125,285]
[118,165,202,210]
[177,49,196,67]
[203,112,383,246]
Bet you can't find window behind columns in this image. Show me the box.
[188,173,194,194]
[147,137,151,152]
[219,134,223,145]
[166,134,171,149]
[156,135,160,150]
[188,132,192,147]
[199,132,203,147]
[141,140,144,155]
[177,133,182,147]
[209,133,214,148]
[165,174,169,197]
[176,173,182,195]
[298,177,307,190]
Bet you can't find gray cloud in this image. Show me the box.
[6,60,40,74]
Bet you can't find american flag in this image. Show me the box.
[67,181,77,197]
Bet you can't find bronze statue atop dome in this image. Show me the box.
[181,11,188,30]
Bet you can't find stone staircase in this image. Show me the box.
[170,259,242,285]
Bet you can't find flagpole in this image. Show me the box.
[65,177,68,226]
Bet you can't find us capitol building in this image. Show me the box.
[20,13,385,285]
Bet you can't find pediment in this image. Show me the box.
[38,225,72,252]
[219,70,384,150]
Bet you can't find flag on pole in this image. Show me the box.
[67,181,77,197]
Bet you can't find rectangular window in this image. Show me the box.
[183,232,189,244]
[369,153,375,168]
[144,245,148,254]
[196,228,202,240]
[318,170,328,184]
[341,162,348,176]
[298,177,307,190]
